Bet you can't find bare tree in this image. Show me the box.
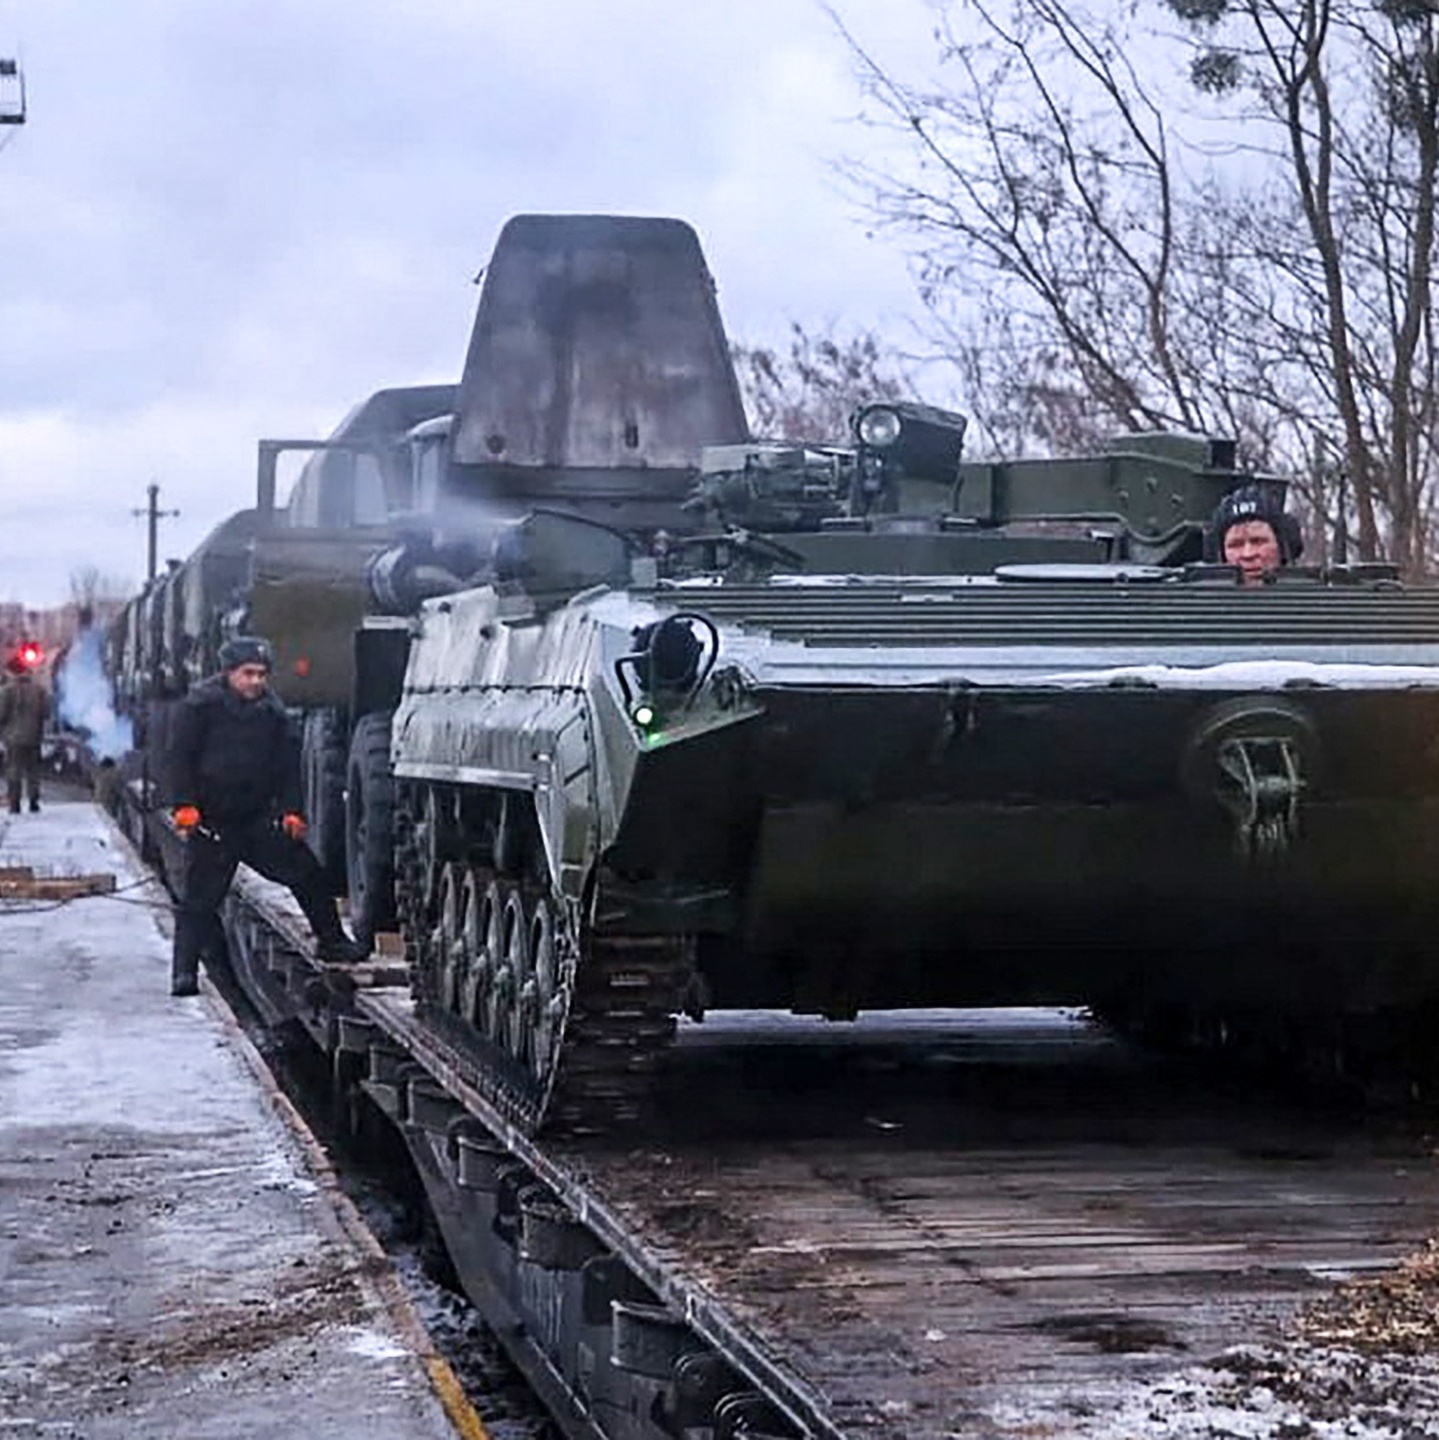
[732,322,911,442]
[1160,0,1439,567]
[69,565,133,611]
[834,0,1439,567]
[834,3,1221,434]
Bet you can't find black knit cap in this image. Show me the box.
[218,636,274,671]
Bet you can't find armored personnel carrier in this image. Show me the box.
[387,404,1439,1134]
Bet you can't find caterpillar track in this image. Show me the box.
[412,927,691,1138]
[398,789,693,1137]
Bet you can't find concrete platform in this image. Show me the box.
[0,800,462,1439]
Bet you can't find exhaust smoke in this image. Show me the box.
[56,627,133,760]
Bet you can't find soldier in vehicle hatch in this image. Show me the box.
[1207,484,1303,586]
[0,657,49,813]
[165,636,369,997]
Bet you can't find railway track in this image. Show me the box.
[184,843,1439,1440]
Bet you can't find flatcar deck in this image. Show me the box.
[569,1093,1436,1435]
[215,858,1439,1439]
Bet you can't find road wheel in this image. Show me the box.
[434,862,466,1013]
[498,885,530,1061]
[523,893,564,1080]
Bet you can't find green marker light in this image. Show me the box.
[631,701,656,729]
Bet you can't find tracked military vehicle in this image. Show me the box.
[266,216,749,934]
[389,403,1439,1134]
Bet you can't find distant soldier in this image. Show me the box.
[1207,485,1303,586]
[0,658,49,814]
[165,636,368,997]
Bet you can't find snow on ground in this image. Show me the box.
[0,800,458,1438]
[7,803,1437,1437]
[990,1343,1439,1438]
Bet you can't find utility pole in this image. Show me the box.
[131,480,179,823]
[132,482,180,583]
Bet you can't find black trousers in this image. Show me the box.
[5,745,41,810]
[172,816,345,981]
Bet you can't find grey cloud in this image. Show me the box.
[0,0,930,605]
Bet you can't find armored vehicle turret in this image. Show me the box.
[387,404,1439,1134]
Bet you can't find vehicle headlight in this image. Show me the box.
[856,405,902,449]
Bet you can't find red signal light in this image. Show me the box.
[16,641,43,670]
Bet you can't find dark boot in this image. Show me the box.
[171,913,206,997]
[305,895,371,964]
[27,798,39,814]
[317,933,371,964]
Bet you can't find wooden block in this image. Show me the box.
[320,959,410,989]
[0,872,117,900]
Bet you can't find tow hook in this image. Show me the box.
[1214,735,1304,859]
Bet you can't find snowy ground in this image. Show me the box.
[0,800,458,1439]
[988,1342,1439,1439]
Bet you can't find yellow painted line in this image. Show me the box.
[425,1356,493,1440]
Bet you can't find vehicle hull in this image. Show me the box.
[606,681,1439,1013]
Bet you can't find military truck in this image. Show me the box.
[106,385,453,841]
[375,402,1439,1136]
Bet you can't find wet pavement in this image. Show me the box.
[0,799,460,1439]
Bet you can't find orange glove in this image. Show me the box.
[281,811,308,841]
[172,805,201,833]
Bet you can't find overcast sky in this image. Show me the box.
[0,0,941,609]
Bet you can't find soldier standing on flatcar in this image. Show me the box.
[0,657,49,814]
[165,636,369,997]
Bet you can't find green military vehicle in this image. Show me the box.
[382,402,1439,1134]
[107,385,453,858]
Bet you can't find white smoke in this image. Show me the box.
[55,627,133,760]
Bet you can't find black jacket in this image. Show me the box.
[166,675,303,825]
